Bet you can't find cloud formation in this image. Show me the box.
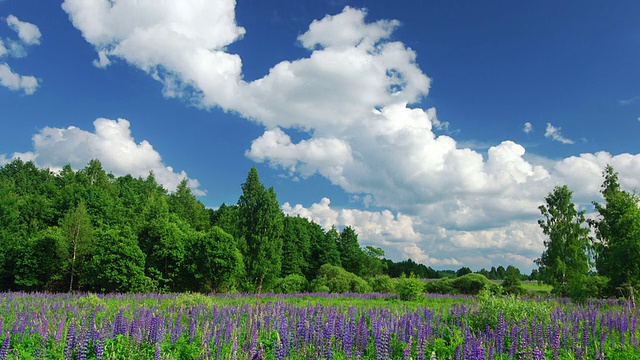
[62,0,640,270]
[1,119,205,196]
[545,123,574,144]
[523,122,533,134]
[6,15,42,45]
[0,15,40,94]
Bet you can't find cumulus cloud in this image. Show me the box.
[0,15,41,94]
[6,15,41,45]
[545,123,574,144]
[523,122,533,133]
[0,63,38,94]
[1,118,205,196]
[62,1,640,271]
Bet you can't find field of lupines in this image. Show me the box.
[0,291,637,359]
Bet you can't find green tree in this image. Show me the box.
[60,201,93,292]
[338,226,365,276]
[185,227,243,293]
[502,265,527,296]
[140,213,187,292]
[456,266,473,277]
[237,167,284,292]
[361,246,387,278]
[169,179,210,231]
[281,216,312,277]
[210,203,241,240]
[307,225,341,280]
[536,185,591,298]
[591,165,640,298]
[82,227,154,293]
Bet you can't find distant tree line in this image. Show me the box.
[536,165,640,301]
[0,159,531,294]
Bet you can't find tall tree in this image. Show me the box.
[591,165,640,297]
[361,246,386,278]
[82,227,153,293]
[60,201,93,292]
[536,185,591,297]
[185,227,244,293]
[338,226,365,276]
[169,179,210,231]
[281,216,312,277]
[237,167,284,292]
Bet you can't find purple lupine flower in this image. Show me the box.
[171,312,182,345]
[155,343,161,360]
[403,336,412,360]
[533,346,544,360]
[551,326,560,360]
[56,320,65,343]
[454,345,461,360]
[95,340,104,360]
[0,333,10,360]
[64,322,76,360]
[78,331,89,360]
[231,334,238,360]
[582,320,590,351]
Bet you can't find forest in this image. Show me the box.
[0,158,536,295]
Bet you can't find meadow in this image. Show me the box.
[0,291,637,359]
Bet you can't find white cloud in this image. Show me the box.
[0,39,7,57]
[545,123,574,144]
[0,15,41,94]
[0,63,38,94]
[1,118,205,196]
[6,15,41,45]
[523,122,533,133]
[62,1,640,271]
[93,49,111,68]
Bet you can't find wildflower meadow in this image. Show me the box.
[0,291,637,359]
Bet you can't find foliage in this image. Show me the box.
[237,167,284,292]
[424,278,456,294]
[368,274,396,293]
[456,266,473,277]
[590,165,640,298]
[0,158,537,295]
[311,264,372,294]
[536,185,591,299]
[451,273,501,295]
[276,274,308,294]
[469,289,555,332]
[501,265,528,296]
[395,275,424,301]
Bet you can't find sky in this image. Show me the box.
[1,0,640,273]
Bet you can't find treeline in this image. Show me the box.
[1,159,491,294]
[536,165,640,301]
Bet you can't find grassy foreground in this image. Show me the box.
[0,291,636,359]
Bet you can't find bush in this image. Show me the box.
[368,275,396,293]
[451,273,500,295]
[396,276,424,301]
[311,264,372,294]
[276,274,308,294]
[469,289,555,331]
[424,278,456,294]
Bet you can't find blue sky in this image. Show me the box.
[1,0,640,272]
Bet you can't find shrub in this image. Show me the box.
[311,264,372,294]
[452,274,500,295]
[277,274,308,294]
[424,278,456,294]
[469,289,555,331]
[368,275,396,293]
[396,276,424,301]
